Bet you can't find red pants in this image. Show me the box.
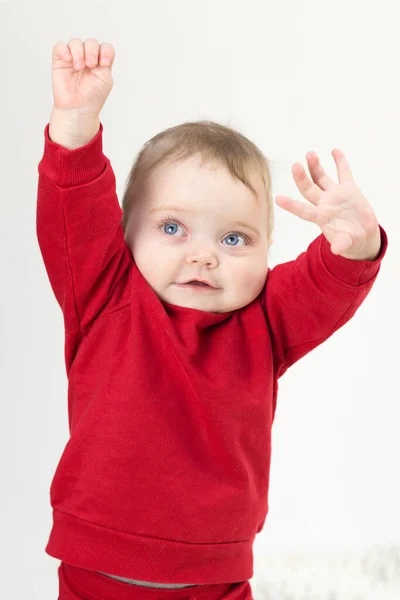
[58,563,254,600]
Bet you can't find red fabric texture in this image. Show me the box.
[58,563,253,600]
[37,122,388,585]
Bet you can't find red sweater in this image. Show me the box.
[36,123,388,585]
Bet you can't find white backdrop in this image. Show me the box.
[1,0,399,598]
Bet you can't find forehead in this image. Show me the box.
[144,155,267,217]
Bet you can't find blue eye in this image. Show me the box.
[223,234,246,246]
[156,218,185,236]
[163,223,179,235]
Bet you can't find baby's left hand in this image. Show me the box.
[276,149,381,261]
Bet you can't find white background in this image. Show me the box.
[1,0,399,598]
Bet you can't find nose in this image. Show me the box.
[185,249,218,268]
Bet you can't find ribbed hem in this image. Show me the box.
[46,509,254,585]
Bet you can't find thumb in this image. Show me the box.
[328,231,353,255]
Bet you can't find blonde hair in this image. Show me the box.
[121,120,274,242]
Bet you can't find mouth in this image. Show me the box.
[176,280,219,291]
[187,280,211,287]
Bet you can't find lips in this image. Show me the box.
[179,278,216,288]
[176,279,218,290]
[186,281,210,287]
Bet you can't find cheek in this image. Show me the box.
[242,271,265,294]
[131,234,157,271]
[132,235,177,285]
[231,258,267,289]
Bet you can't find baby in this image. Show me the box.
[36,38,388,600]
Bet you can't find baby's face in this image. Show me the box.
[124,155,270,313]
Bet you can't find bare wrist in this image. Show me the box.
[49,107,100,149]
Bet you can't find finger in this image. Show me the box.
[99,42,115,68]
[68,38,85,70]
[291,163,322,206]
[83,38,100,68]
[276,195,318,223]
[52,42,73,64]
[332,149,355,184]
[306,151,336,191]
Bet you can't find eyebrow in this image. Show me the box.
[149,205,259,235]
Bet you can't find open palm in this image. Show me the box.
[276,150,380,258]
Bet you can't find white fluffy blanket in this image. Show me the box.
[252,546,400,599]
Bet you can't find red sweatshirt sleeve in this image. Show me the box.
[262,225,388,377]
[36,123,132,333]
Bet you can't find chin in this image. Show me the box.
[171,294,222,312]
[186,299,221,312]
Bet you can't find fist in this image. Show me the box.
[51,38,115,117]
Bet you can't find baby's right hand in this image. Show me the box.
[52,38,115,118]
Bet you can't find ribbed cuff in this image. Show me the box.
[38,122,107,187]
[320,224,388,286]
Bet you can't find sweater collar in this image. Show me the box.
[162,300,234,329]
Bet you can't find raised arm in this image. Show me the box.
[263,148,388,376]
[36,39,132,333]
[263,226,387,377]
